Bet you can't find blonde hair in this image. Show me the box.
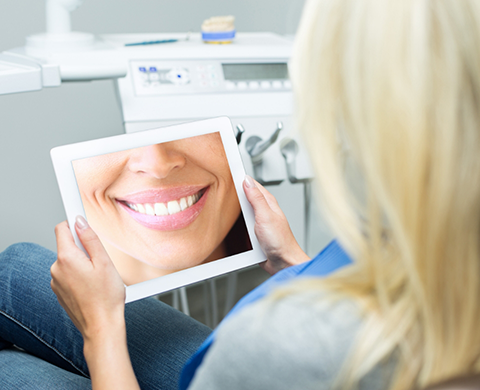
[289,0,480,389]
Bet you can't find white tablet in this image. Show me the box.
[51,117,265,303]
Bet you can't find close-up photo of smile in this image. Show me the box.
[72,132,251,285]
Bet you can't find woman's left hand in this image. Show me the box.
[243,176,310,275]
[51,217,126,341]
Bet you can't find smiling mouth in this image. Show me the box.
[120,188,207,216]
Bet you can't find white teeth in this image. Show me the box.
[180,197,188,211]
[154,202,169,216]
[137,204,146,214]
[126,191,204,216]
[168,200,181,214]
[145,204,155,216]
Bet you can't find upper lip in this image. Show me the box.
[116,185,208,204]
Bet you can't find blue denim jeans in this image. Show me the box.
[0,243,211,389]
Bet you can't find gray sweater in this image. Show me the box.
[189,290,395,389]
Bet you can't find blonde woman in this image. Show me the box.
[0,0,478,389]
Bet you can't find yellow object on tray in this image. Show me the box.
[201,16,236,44]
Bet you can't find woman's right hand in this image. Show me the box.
[243,176,310,275]
[52,217,140,390]
[52,218,126,341]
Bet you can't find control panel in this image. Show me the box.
[130,60,291,96]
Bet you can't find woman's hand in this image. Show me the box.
[51,217,125,341]
[243,176,310,275]
[52,217,140,390]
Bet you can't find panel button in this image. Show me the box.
[237,82,248,90]
[261,81,271,89]
[167,68,190,85]
[210,80,219,87]
[283,80,292,89]
[249,81,260,90]
[225,81,236,90]
[272,81,283,89]
[149,73,159,81]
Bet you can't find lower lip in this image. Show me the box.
[117,188,209,231]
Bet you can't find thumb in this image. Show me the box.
[74,216,109,262]
[243,175,272,217]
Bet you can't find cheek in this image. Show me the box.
[218,173,241,230]
[73,153,128,202]
[226,187,242,222]
[76,176,110,206]
[204,155,239,217]
[203,151,232,185]
[74,166,123,204]
[220,169,237,199]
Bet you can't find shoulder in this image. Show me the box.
[234,289,363,364]
[189,288,364,390]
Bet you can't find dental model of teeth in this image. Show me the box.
[201,15,235,32]
[201,16,235,44]
[127,193,201,216]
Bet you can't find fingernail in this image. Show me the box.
[244,175,256,188]
[75,215,89,230]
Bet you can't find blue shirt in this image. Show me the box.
[179,240,352,390]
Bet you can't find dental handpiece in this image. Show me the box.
[244,122,284,186]
[245,122,283,163]
[235,124,245,145]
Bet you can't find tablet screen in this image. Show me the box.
[52,117,264,302]
[71,132,252,286]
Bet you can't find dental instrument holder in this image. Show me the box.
[280,138,314,254]
[245,122,284,186]
[16,0,127,82]
[26,0,95,54]
[235,124,245,145]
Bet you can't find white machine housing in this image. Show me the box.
[104,32,313,184]
[102,32,323,254]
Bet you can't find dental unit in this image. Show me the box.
[1,0,331,325]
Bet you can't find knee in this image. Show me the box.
[0,244,57,309]
[0,243,57,272]
[2,242,48,260]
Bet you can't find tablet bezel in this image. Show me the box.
[51,117,265,303]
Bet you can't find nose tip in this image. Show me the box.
[127,143,185,179]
